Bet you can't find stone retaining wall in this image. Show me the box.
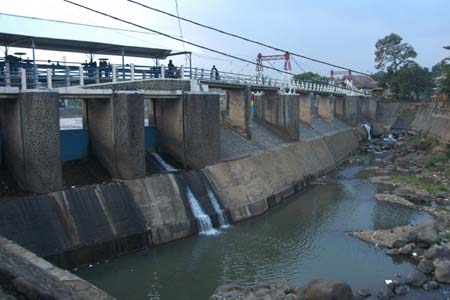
[0,236,114,299]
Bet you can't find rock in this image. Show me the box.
[399,244,413,255]
[392,239,406,249]
[374,194,414,207]
[357,288,371,298]
[394,285,409,295]
[405,270,428,287]
[423,280,439,291]
[305,279,352,300]
[209,282,305,300]
[377,287,394,300]
[386,249,400,256]
[417,259,434,274]
[416,190,433,204]
[416,226,438,246]
[434,260,450,284]
[425,245,450,260]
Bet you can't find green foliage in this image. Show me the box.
[293,72,329,84]
[389,62,434,99]
[393,175,449,194]
[375,33,417,72]
[442,46,450,94]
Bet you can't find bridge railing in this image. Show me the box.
[0,63,369,96]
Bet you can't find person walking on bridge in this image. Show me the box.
[210,65,220,80]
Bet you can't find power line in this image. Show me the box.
[127,0,372,77]
[291,56,306,73]
[62,0,365,93]
[62,0,294,76]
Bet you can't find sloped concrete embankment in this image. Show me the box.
[205,128,358,222]
[0,128,358,272]
[376,101,450,143]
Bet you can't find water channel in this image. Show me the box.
[76,163,430,300]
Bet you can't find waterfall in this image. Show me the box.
[152,153,177,171]
[186,187,217,235]
[207,188,229,228]
[362,124,372,140]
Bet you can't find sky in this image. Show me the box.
[0,0,449,77]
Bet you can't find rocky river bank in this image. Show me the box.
[210,129,450,300]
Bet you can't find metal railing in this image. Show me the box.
[0,62,369,96]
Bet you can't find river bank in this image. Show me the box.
[209,130,450,300]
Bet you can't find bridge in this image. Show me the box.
[0,62,369,98]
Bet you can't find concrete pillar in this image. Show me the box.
[317,94,335,122]
[2,91,62,193]
[154,93,221,168]
[334,96,346,120]
[344,95,362,125]
[299,92,314,127]
[254,91,300,140]
[225,86,252,139]
[87,92,145,179]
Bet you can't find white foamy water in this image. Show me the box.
[152,153,177,172]
[362,124,371,140]
[207,188,229,228]
[186,187,217,235]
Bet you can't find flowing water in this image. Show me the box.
[362,124,372,140]
[76,164,430,300]
[186,186,217,235]
[151,153,178,172]
[207,187,229,228]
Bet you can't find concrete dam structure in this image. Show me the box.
[1,69,448,299]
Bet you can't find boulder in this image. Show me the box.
[392,239,406,249]
[416,226,438,246]
[386,249,400,256]
[423,280,439,291]
[425,245,450,260]
[209,282,304,300]
[394,285,409,295]
[405,270,428,287]
[357,288,371,298]
[399,244,413,255]
[417,259,434,274]
[305,279,352,300]
[434,260,450,284]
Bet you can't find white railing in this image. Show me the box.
[1,62,369,96]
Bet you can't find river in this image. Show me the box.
[75,163,429,300]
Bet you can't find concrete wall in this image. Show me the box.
[334,96,345,120]
[155,93,221,168]
[254,91,300,140]
[225,87,252,138]
[87,93,145,179]
[205,128,358,222]
[299,93,314,126]
[1,92,62,193]
[317,94,334,122]
[183,93,221,167]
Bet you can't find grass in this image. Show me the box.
[392,175,449,195]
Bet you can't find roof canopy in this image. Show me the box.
[0,32,172,59]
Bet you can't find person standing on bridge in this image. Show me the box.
[210,65,220,80]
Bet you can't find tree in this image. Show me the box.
[389,62,434,99]
[375,33,417,73]
[442,46,450,94]
[293,72,329,84]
